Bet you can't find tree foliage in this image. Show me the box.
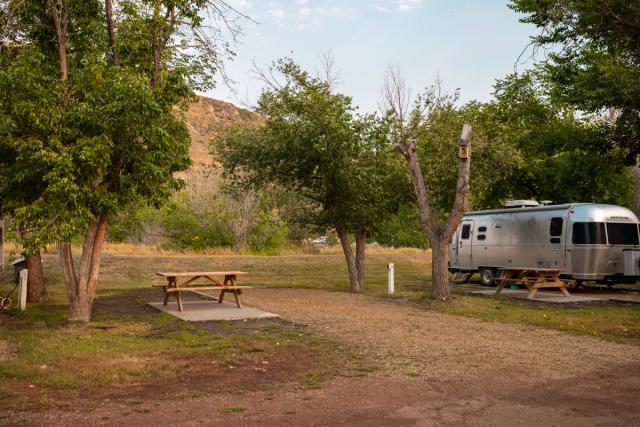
[0,0,244,321]
[467,72,633,207]
[217,59,405,235]
[510,0,640,158]
[215,58,406,291]
[1,31,191,249]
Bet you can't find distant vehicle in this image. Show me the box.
[448,203,640,286]
[309,236,328,246]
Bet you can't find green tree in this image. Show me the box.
[215,59,404,292]
[0,43,62,302]
[0,0,244,321]
[372,203,428,248]
[381,68,473,300]
[468,72,633,207]
[509,0,640,212]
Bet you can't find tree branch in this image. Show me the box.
[395,138,438,240]
[442,124,472,239]
[105,0,120,66]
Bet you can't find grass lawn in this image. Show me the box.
[1,247,639,411]
[429,295,640,345]
[1,251,376,411]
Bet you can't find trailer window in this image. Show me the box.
[461,224,471,239]
[550,217,563,236]
[572,222,606,244]
[606,223,639,245]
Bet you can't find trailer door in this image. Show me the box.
[549,216,566,269]
[456,220,474,269]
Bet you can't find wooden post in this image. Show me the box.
[18,269,28,310]
[388,263,395,294]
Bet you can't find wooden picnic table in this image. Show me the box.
[155,271,250,311]
[494,267,574,300]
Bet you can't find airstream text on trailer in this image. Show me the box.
[448,202,640,286]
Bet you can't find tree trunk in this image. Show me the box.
[67,292,93,322]
[632,156,640,218]
[151,46,161,88]
[430,236,450,300]
[59,214,108,322]
[26,251,47,303]
[105,0,120,66]
[150,0,162,88]
[355,230,366,291]
[336,226,360,292]
[18,226,48,303]
[47,0,68,82]
[396,125,472,300]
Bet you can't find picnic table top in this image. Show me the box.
[156,271,248,277]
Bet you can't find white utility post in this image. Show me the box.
[18,269,28,310]
[387,263,395,294]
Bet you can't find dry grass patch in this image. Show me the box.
[2,242,428,258]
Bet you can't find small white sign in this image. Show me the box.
[18,269,28,311]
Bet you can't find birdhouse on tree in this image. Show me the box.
[458,124,471,160]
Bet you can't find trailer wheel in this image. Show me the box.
[479,268,496,286]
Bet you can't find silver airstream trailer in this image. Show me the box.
[448,202,640,286]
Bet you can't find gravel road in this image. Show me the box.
[243,289,640,381]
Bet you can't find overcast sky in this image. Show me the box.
[205,0,538,113]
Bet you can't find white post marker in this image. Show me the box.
[18,269,28,310]
[387,263,395,294]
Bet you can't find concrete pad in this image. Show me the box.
[148,300,280,322]
[469,288,601,303]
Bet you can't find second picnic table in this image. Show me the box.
[493,267,574,300]
[155,271,250,311]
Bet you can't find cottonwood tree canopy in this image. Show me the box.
[404,87,516,215]
[509,0,640,122]
[466,72,633,207]
[0,0,244,321]
[215,58,406,292]
[510,0,640,211]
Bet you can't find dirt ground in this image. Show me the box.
[5,288,640,426]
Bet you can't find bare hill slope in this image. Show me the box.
[184,96,260,167]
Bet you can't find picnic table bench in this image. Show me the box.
[155,271,250,311]
[494,267,574,300]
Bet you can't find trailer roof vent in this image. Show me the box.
[504,199,540,209]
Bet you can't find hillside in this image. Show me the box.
[184,96,261,167]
